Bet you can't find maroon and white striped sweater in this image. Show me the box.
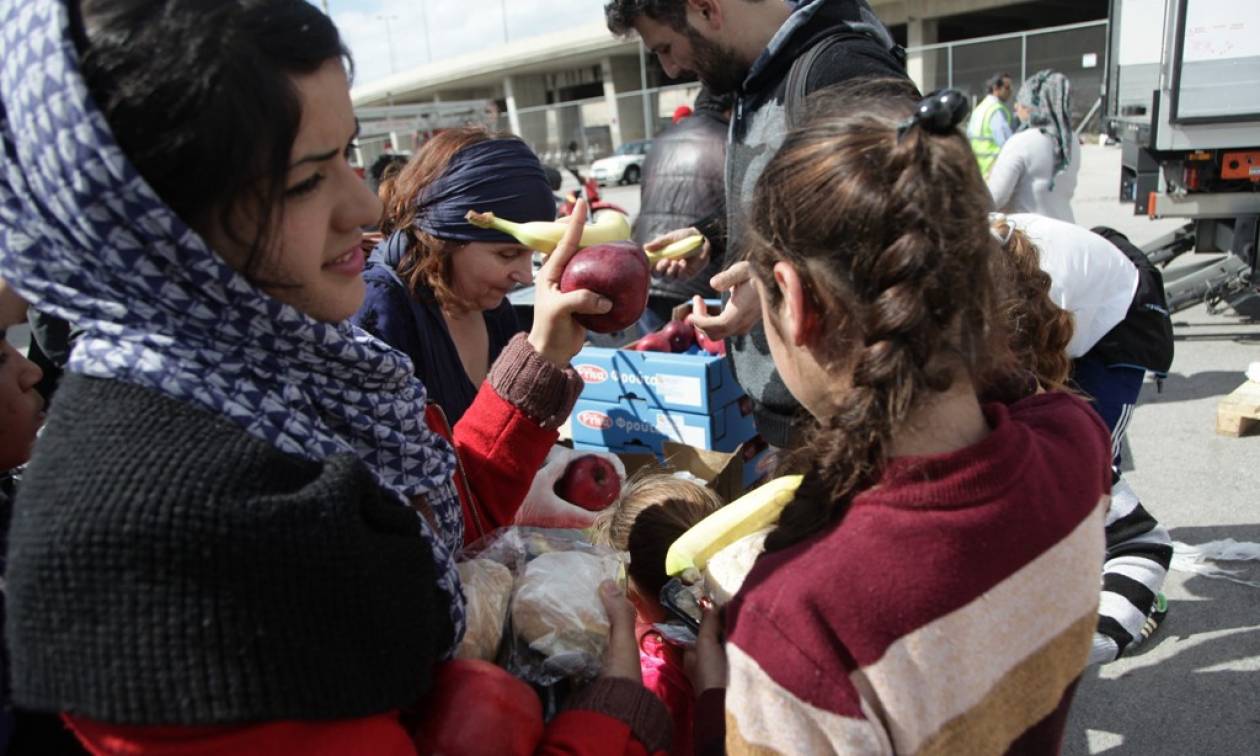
[721,392,1111,755]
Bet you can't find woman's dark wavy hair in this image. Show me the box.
[744,78,1020,551]
[72,0,350,279]
[984,220,1076,402]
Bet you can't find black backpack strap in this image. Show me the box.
[785,35,847,131]
[1089,226,1176,375]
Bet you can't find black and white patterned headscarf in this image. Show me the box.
[0,0,465,646]
[1016,69,1074,181]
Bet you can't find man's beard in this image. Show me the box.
[686,28,747,95]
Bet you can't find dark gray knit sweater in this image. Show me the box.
[4,373,453,724]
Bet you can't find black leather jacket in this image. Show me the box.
[632,110,728,306]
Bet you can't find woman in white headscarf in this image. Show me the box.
[987,70,1081,222]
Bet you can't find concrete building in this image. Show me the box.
[351,0,1109,166]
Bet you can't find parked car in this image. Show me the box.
[590,140,652,186]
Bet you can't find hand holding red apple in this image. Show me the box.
[558,240,650,334]
[527,200,615,366]
[515,446,627,528]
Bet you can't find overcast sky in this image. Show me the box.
[326,0,612,88]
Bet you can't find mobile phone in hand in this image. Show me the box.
[659,577,704,633]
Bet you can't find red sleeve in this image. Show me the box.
[536,711,660,756]
[62,713,416,756]
[451,382,557,543]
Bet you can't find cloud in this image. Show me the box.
[331,0,609,89]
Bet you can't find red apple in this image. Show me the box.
[696,329,725,356]
[631,331,671,352]
[554,454,622,511]
[660,320,695,352]
[559,242,650,333]
[413,659,543,756]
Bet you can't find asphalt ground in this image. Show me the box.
[1060,145,1260,756]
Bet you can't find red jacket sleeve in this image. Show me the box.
[450,382,558,543]
[536,711,662,756]
[432,335,584,546]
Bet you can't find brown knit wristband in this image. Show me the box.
[486,333,583,430]
[565,676,673,754]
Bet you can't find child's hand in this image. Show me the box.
[598,580,642,683]
[684,605,727,694]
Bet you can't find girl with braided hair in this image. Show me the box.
[689,82,1114,755]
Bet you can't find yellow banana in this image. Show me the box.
[665,475,805,582]
[646,234,704,265]
[464,209,631,254]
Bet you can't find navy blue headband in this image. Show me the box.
[414,138,554,243]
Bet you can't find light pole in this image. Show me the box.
[500,0,509,43]
[377,14,399,73]
[419,0,434,63]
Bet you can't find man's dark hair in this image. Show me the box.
[74,0,350,280]
[986,72,1012,94]
[368,154,409,193]
[605,0,689,35]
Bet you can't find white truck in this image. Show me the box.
[1106,0,1260,315]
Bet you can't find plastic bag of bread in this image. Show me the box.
[510,549,623,682]
[455,558,514,662]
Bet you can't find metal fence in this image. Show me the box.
[511,81,701,169]
[497,18,1111,167]
[905,19,1110,134]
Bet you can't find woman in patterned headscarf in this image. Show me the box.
[987,69,1081,222]
[0,1,670,753]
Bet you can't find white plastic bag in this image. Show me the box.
[1171,539,1260,589]
[511,550,623,681]
[460,526,627,685]
[455,558,515,661]
[514,445,627,529]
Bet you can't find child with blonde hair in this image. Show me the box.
[592,472,724,756]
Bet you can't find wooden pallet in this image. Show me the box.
[1217,380,1260,437]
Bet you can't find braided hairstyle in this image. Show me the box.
[746,80,1018,551]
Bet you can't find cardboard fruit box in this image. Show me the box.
[573,439,775,502]
[569,298,736,415]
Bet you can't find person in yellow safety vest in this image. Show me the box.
[969,72,1015,178]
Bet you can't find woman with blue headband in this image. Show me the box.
[0,1,672,753]
[353,128,553,427]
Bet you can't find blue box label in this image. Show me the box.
[572,346,745,415]
[570,395,756,454]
